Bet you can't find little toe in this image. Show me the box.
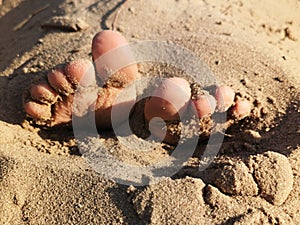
[214,85,251,119]
[215,85,235,112]
[24,101,52,120]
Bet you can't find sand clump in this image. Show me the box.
[248,151,294,206]
[211,158,259,196]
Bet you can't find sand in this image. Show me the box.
[0,0,299,224]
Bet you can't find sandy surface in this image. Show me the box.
[0,0,299,224]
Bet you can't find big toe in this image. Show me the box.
[144,77,191,122]
[90,30,140,129]
[92,30,140,85]
[144,77,191,143]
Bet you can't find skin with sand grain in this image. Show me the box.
[24,30,251,144]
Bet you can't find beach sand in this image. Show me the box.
[0,0,299,224]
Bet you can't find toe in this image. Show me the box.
[24,101,52,120]
[51,96,74,126]
[92,30,129,60]
[91,31,141,129]
[144,77,191,122]
[92,30,139,84]
[26,59,95,126]
[232,99,252,119]
[192,94,217,118]
[47,68,74,95]
[65,59,96,87]
[144,77,191,144]
[29,83,59,104]
[215,86,235,112]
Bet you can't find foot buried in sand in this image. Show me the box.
[23,30,252,145]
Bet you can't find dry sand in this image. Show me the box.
[0,0,299,224]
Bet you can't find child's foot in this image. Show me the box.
[24,30,139,128]
[23,30,251,144]
[144,79,252,144]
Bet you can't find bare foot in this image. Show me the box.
[24,30,140,128]
[144,80,252,144]
[24,30,251,145]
